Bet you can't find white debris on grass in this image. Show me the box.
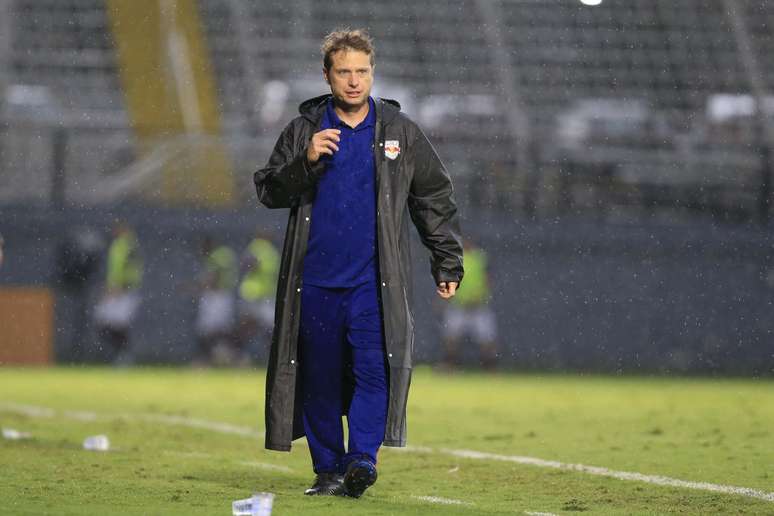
[233,493,274,516]
[2,427,32,440]
[83,434,110,451]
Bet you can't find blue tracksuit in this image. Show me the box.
[300,97,388,474]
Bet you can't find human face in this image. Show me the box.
[324,49,373,110]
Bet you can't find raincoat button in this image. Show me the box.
[388,353,393,358]
[290,359,295,364]
[382,282,386,287]
[305,216,310,222]
[379,142,384,147]
[297,287,301,292]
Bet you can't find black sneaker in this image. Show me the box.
[304,472,345,496]
[343,459,377,498]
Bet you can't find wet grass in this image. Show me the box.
[1,366,773,515]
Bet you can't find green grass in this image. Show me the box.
[1,366,773,515]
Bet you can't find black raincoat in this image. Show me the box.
[254,94,463,451]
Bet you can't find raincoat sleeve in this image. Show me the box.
[407,127,465,287]
[254,121,325,208]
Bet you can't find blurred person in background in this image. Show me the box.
[0,232,4,268]
[54,227,104,362]
[192,235,238,366]
[236,229,280,365]
[93,222,143,366]
[440,239,498,370]
[254,28,464,498]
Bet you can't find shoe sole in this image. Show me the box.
[344,464,377,498]
[304,480,345,496]
[304,484,344,496]
[304,488,341,496]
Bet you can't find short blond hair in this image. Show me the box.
[321,28,375,70]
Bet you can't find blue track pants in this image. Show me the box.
[299,281,388,474]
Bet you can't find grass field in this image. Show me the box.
[1,366,773,515]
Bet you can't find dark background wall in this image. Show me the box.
[1,203,773,375]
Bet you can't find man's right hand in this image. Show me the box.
[306,129,341,164]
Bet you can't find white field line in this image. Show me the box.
[161,451,294,475]
[412,495,473,506]
[1,402,55,418]
[439,448,774,503]
[132,413,261,438]
[63,410,99,421]
[162,450,214,459]
[524,512,558,516]
[4,402,774,504]
[391,444,434,453]
[239,461,294,473]
[0,402,263,438]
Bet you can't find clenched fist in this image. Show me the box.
[306,129,341,164]
[437,281,458,299]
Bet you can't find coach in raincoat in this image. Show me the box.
[254,59,463,456]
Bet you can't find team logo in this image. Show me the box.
[384,140,400,160]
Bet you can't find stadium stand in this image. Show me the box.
[1,0,773,221]
[1,0,131,205]
[496,0,771,220]
[11,0,122,111]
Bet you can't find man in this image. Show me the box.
[55,226,103,363]
[441,239,498,370]
[236,230,280,365]
[193,236,238,366]
[93,222,142,365]
[254,28,463,498]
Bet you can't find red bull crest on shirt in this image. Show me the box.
[384,140,400,160]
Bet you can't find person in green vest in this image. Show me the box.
[236,230,280,365]
[93,222,143,366]
[441,239,498,370]
[193,235,238,366]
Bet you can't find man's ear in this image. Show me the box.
[323,68,329,85]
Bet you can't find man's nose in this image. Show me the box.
[348,74,358,87]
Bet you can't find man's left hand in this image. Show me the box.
[436,281,458,299]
